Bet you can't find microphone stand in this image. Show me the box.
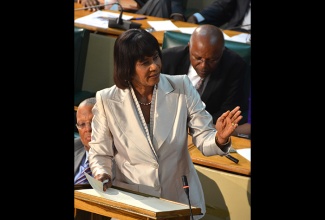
[182,175,194,220]
[107,3,141,30]
[75,2,141,30]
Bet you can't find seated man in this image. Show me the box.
[74,97,96,185]
[136,0,185,20]
[162,24,249,124]
[77,0,185,20]
[187,0,251,32]
[74,97,112,220]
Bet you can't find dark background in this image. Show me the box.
[4,0,314,219]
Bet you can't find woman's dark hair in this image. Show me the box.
[113,29,162,89]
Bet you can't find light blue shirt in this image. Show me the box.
[193,13,205,23]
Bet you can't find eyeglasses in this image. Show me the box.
[191,48,224,65]
[76,122,91,130]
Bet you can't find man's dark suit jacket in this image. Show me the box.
[136,0,184,19]
[162,45,249,124]
[199,0,250,30]
[74,137,86,176]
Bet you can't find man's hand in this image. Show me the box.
[187,15,198,24]
[170,14,185,21]
[78,0,103,11]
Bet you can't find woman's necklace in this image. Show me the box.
[129,82,158,161]
[133,85,153,106]
[138,100,152,106]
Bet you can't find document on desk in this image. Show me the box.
[74,10,134,29]
[223,32,251,44]
[84,172,190,211]
[147,20,179,31]
[178,27,196,34]
[236,148,251,161]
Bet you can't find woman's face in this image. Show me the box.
[132,52,161,87]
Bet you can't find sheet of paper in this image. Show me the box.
[178,27,196,34]
[84,173,189,212]
[147,20,179,31]
[229,33,251,43]
[74,10,134,29]
[222,32,251,44]
[236,148,251,161]
[223,32,232,41]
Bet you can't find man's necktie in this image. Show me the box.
[195,77,205,95]
[75,160,92,185]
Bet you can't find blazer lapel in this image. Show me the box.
[109,88,157,161]
[152,75,178,150]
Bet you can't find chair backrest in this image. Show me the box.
[74,27,90,93]
[74,27,95,106]
[225,40,251,64]
[161,31,251,64]
[161,31,191,49]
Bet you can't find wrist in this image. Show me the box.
[170,13,185,21]
[193,13,205,23]
[215,134,230,146]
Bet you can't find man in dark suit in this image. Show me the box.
[74,97,96,185]
[162,24,249,124]
[187,0,251,32]
[136,0,185,20]
[77,0,185,20]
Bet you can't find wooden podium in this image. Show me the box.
[75,186,201,220]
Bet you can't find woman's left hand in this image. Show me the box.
[215,106,243,143]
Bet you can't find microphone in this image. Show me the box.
[107,3,141,30]
[225,154,239,164]
[75,2,142,30]
[182,175,194,220]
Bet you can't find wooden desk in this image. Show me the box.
[75,188,202,220]
[187,135,251,220]
[74,3,242,45]
[187,135,250,176]
[75,3,174,45]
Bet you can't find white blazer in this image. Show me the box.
[89,74,231,219]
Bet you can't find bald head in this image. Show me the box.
[190,24,224,49]
[188,25,225,78]
[78,97,96,108]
